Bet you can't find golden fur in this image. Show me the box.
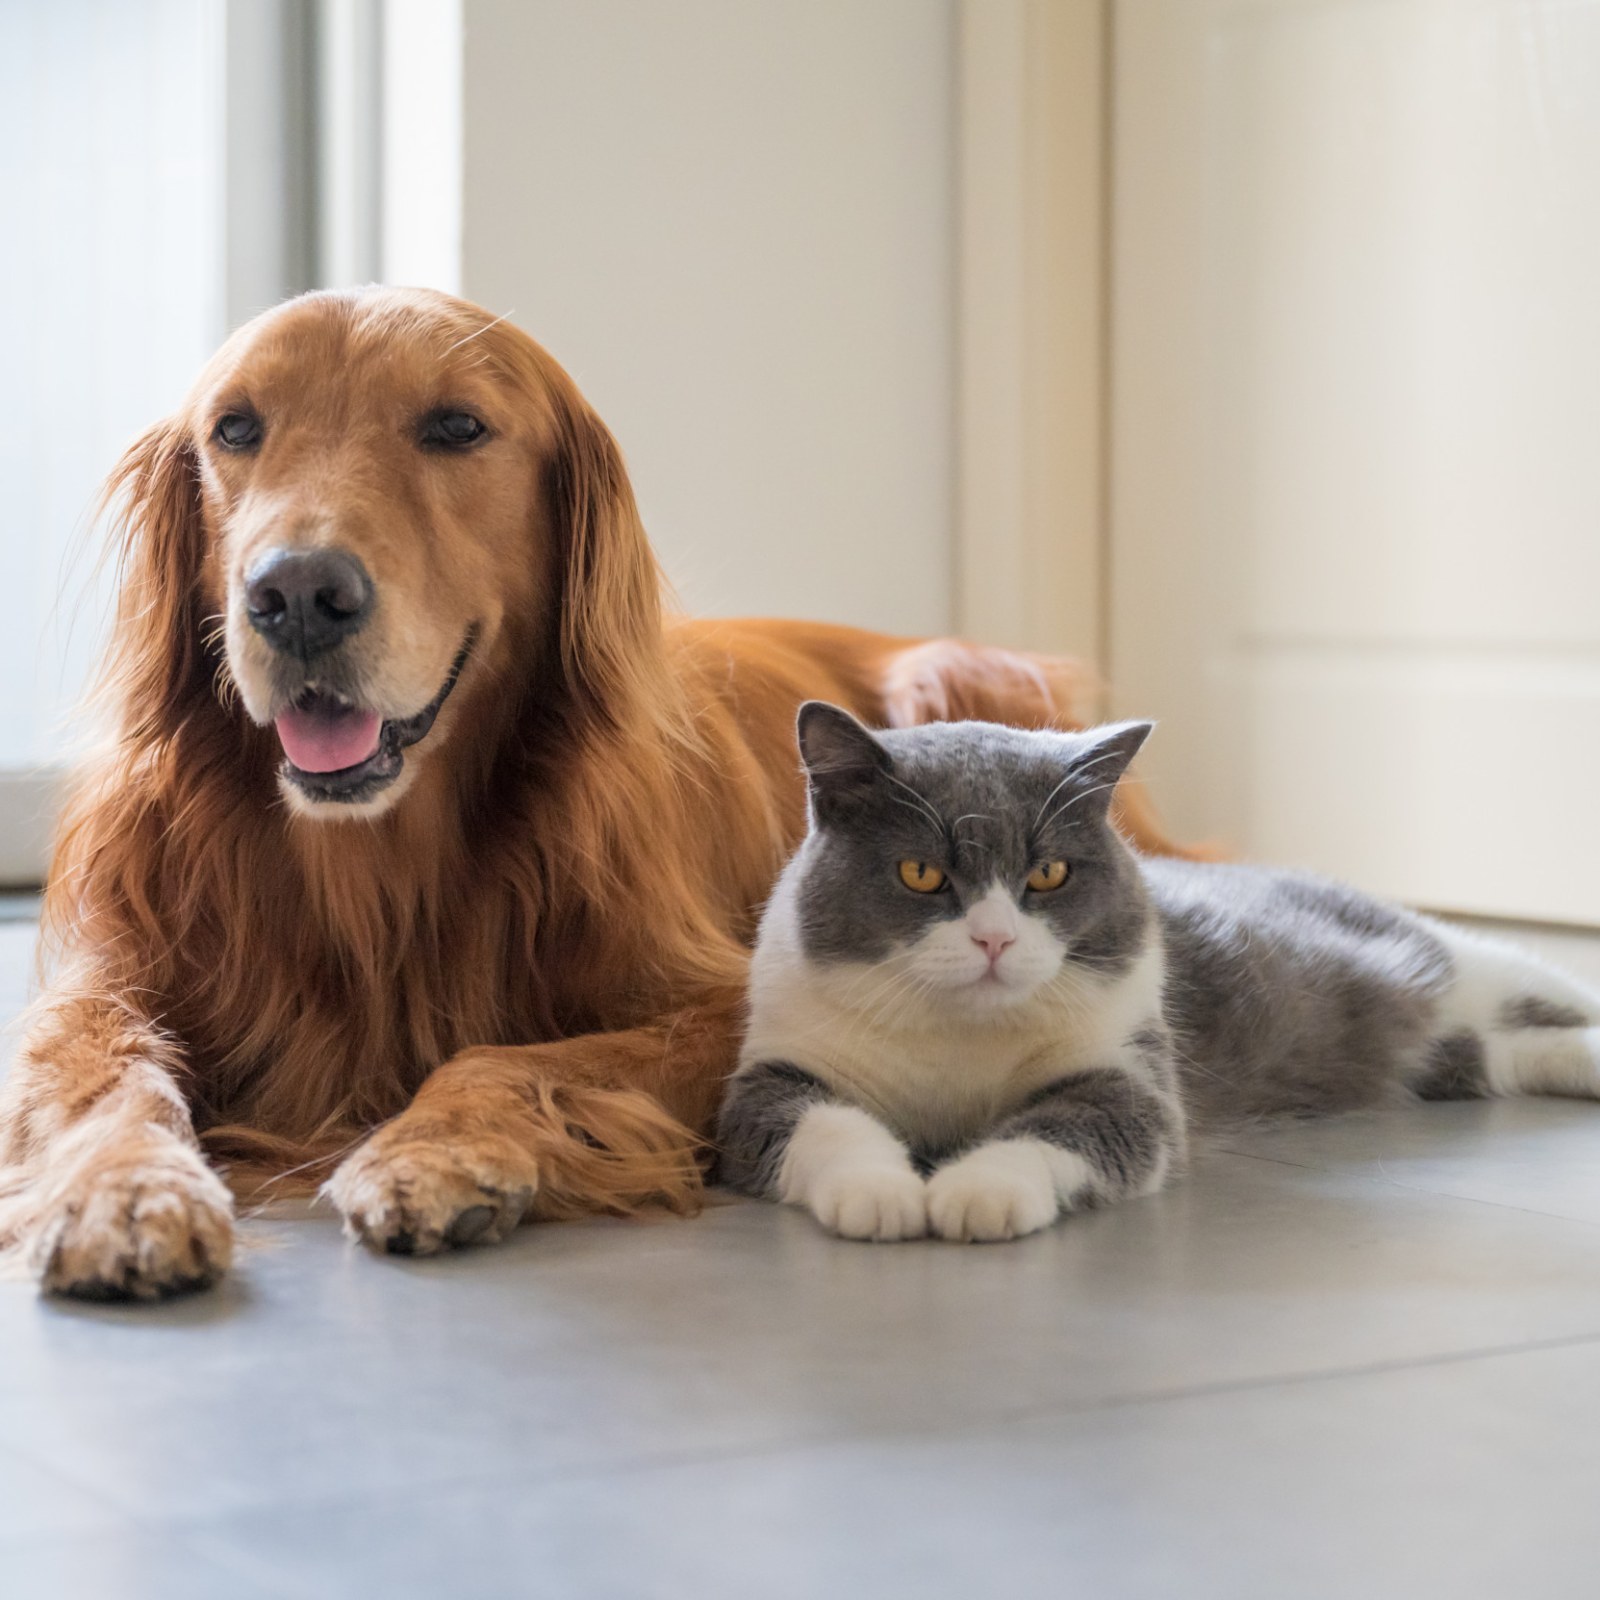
[0,288,1191,1297]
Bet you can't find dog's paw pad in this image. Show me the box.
[30,1142,235,1300]
[326,1135,537,1257]
[445,1204,498,1246]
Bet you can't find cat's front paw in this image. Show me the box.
[928,1141,1060,1242]
[807,1165,928,1242]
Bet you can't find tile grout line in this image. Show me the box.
[0,1520,314,1600]
[159,1523,323,1600]
[0,1439,145,1547]
[1216,1143,1600,1230]
[1006,1324,1600,1427]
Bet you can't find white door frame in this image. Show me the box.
[954,0,1109,687]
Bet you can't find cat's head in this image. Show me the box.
[788,703,1155,1017]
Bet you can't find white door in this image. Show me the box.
[1109,0,1600,926]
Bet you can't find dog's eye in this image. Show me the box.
[421,410,489,449]
[214,412,262,451]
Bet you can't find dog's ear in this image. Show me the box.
[546,391,664,723]
[98,416,208,740]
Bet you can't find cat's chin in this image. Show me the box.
[930,974,1050,1018]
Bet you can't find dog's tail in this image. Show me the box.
[878,637,1218,861]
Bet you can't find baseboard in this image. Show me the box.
[0,769,62,888]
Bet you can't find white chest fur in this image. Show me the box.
[739,873,1166,1151]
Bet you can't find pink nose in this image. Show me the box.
[972,931,1015,962]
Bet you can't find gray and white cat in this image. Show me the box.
[717,703,1600,1242]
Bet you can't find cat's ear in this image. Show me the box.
[1059,720,1155,818]
[797,701,892,821]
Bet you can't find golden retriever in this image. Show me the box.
[0,288,1188,1298]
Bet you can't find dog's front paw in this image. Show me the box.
[22,1133,235,1299]
[807,1165,927,1242]
[325,1126,539,1256]
[927,1141,1060,1243]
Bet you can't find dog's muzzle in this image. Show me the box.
[274,626,479,808]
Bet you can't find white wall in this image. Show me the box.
[451,0,957,636]
[0,0,958,884]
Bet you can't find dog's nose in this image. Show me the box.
[244,547,374,659]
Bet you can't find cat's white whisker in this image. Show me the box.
[1028,747,1128,835]
[1036,779,1121,835]
[882,772,948,837]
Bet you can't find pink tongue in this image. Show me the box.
[274,705,382,774]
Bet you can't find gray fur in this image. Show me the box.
[717,1061,832,1197]
[727,710,1600,1233]
[1411,1030,1489,1102]
[794,705,1149,976]
[1146,858,1454,1125]
[1500,996,1590,1030]
[993,1068,1180,1203]
[1127,1024,1182,1100]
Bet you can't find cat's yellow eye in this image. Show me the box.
[898,860,947,894]
[1027,860,1070,893]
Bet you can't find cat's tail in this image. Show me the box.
[1412,920,1600,1102]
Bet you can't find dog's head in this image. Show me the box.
[105,288,661,818]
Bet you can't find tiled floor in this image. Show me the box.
[4,910,1600,1599]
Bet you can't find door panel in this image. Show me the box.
[1110,0,1600,924]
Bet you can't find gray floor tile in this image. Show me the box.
[0,1442,132,1544]
[5,914,1600,1597]
[1219,1097,1600,1223]
[183,1335,1600,1600]
[9,1128,1600,1524]
[2,1526,297,1599]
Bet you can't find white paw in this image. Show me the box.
[806,1164,928,1241]
[927,1142,1061,1243]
